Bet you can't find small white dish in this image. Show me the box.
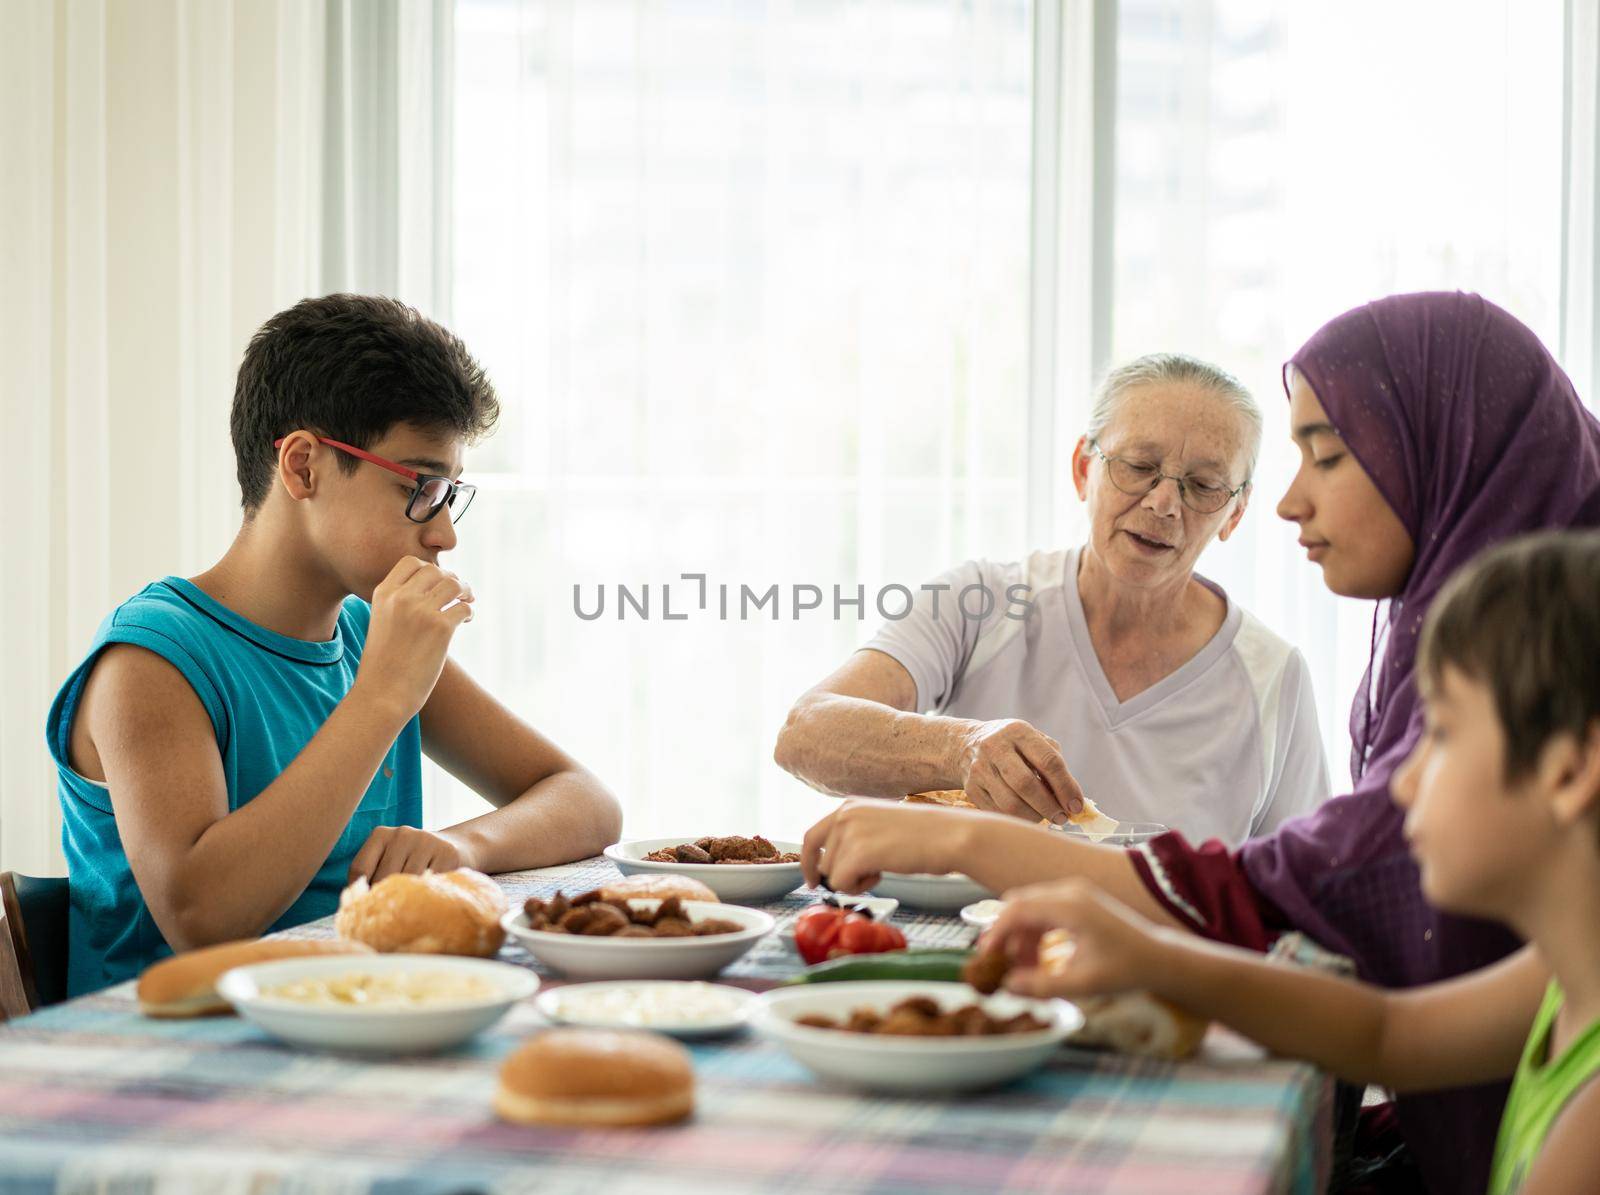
[604,837,805,904]
[501,899,775,980]
[216,954,538,1055]
[1050,821,1168,847]
[870,871,996,913]
[959,898,1006,930]
[535,980,755,1038]
[753,981,1082,1093]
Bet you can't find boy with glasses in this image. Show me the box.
[46,294,622,995]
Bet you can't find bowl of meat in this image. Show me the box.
[753,981,1081,1092]
[604,835,806,904]
[501,889,776,980]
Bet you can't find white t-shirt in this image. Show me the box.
[861,547,1331,845]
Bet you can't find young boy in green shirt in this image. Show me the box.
[48,295,622,993]
[987,529,1600,1194]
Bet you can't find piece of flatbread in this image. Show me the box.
[1065,795,1121,843]
[905,789,1122,841]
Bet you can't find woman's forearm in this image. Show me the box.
[774,691,979,798]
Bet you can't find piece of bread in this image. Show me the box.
[334,868,506,957]
[595,875,718,904]
[1039,929,1206,1060]
[906,789,1122,837]
[903,790,976,808]
[494,1029,695,1126]
[138,938,374,1019]
[1064,794,1121,839]
[904,788,1055,830]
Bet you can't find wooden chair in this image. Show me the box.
[0,872,69,1021]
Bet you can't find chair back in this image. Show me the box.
[0,872,70,1019]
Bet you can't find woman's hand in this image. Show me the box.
[956,718,1084,823]
[982,877,1170,1000]
[802,800,982,892]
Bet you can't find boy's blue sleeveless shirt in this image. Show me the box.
[46,577,422,995]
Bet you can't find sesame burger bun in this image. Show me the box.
[137,938,374,1019]
[334,868,506,957]
[494,1029,695,1127]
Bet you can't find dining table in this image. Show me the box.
[0,855,1334,1194]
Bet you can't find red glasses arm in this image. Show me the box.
[272,435,421,482]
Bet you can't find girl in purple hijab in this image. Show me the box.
[800,291,1600,1193]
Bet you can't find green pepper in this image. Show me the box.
[782,948,975,985]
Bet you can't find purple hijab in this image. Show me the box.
[1240,291,1600,1193]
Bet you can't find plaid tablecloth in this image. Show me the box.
[0,858,1332,1194]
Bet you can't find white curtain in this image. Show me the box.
[0,0,448,877]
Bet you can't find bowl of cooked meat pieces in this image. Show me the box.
[604,835,806,903]
[753,981,1082,1093]
[502,888,776,981]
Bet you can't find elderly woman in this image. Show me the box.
[775,352,1330,845]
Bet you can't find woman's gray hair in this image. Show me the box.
[1086,352,1263,482]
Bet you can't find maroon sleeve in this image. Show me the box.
[1128,831,1291,952]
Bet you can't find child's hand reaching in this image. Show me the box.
[347,824,473,884]
[981,877,1172,1000]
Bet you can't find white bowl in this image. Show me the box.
[216,954,539,1055]
[753,981,1082,1093]
[502,899,775,980]
[604,837,805,903]
[535,980,755,1038]
[959,898,1006,930]
[870,871,996,913]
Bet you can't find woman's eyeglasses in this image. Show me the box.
[272,435,476,525]
[1088,441,1247,515]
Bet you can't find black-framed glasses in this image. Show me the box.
[273,435,477,524]
[1088,441,1247,515]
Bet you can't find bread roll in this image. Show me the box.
[595,875,718,904]
[1039,929,1206,1060]
[334,868,506,957]
[494,1029,695,1127]
[138,938,374,1019]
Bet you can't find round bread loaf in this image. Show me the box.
[334,868,506,957]
[494,1028,695,1126]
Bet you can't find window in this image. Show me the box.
[1107,0,1564,773]
[440,0,1568,835]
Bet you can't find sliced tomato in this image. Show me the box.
[794,903,848,965]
